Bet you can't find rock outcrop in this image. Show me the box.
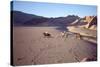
[84,16,97,30]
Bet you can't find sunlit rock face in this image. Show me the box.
[83,16,97,30]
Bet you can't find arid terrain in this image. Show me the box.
[13,27,97,66]
[12,10,97,66]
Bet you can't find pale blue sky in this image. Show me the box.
[11,1,97,18]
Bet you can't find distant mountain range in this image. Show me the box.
[11,11,80,26]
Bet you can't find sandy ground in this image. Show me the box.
[67,26,97,37]
[13,27,97,66]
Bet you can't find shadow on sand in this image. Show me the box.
[55,26,68,32]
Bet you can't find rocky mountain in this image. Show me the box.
[47,15,80,26]
[11,11,48,26]
[83,16,97,30]
[11,11,80,26]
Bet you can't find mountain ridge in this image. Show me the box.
[11,11,96,27]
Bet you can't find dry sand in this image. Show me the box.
[13,27,97,66]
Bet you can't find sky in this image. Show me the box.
[11,1,97,18]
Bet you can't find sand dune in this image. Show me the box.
[13,27,97,66]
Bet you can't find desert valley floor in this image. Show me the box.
[13,27,97,65]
